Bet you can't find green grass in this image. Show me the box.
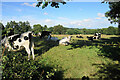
[2,34,120,79]
[38,46,113,78]
[33,35,120,79]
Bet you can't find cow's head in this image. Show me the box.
[5,34,21,51]
[12,38,21,50]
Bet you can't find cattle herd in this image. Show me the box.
[1,31,101,60]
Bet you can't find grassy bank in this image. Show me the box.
[2,34,120,79]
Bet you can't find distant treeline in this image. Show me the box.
[0,21,118,38]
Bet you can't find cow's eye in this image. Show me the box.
[18,39,22,42]
[24,36,28,40]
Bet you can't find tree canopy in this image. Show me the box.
[36,0,66,9]
[33,24,43,34]
[105,2,120,23]
[1,21,118,37]
[104,1,120,34]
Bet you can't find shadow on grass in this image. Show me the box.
[101,37,120,44]
[98,37,120,61]
[92,63,120,79]
[33,36,59,55]
[68,39,103,50]
[69,37,120,49]
[83,37,120,79]
[69,37,120,61]
[69,37,120,79]
[98,45,120,61]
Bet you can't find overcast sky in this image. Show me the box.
[1,2,118,29]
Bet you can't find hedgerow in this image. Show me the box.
[2,50,58,80]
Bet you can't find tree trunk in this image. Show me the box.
[118,22,120,35]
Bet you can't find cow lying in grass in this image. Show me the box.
[59,36,72,46]
[76,36,83,38]
[2,31,35,60]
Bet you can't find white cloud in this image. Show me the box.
[77,23,81,26]
[65,18,93,28]
[43,19,56,26]
[44,12,48,15]
[2,14,118,29]
[61,17,118,29]
[2,0,103,2]
[95,17,102,19]
[58,17,69,20]
[22,3,37,7]
[69,20,82,25]
[2,0,36,2]
[95,13,105,20]
[70,21,78,25]
[2,15,36,26]
[45,19,52,23]
[97,13,105,17]
[83,19,91,22]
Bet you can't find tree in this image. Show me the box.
[5,21,15,36]
[13,21,21,34]
[33,24,43,34]
[53,24,66,34]
[48,27,54,32]
[43,25,47,31]
[0,22,6,39]
[20,21,31,33]
[36,0,66,9]
[0,22,4,30]
[4,21,32,35]
[107,26,117,35]
[5,21,14,29]
[104,1,120,34]
[82,28,87,35]
[66,29,75,35]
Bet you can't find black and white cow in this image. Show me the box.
[59,36,72,46]
[93,33,101,39]
[2,31,35,60]
[87,33,101,41]
[39,31,51,38]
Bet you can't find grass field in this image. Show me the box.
[2,34,120,79]
[33,34,120,79]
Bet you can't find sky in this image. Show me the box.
[1,2,118,29]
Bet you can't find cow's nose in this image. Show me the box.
[15,45,19,49]
[13,45,19,49]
